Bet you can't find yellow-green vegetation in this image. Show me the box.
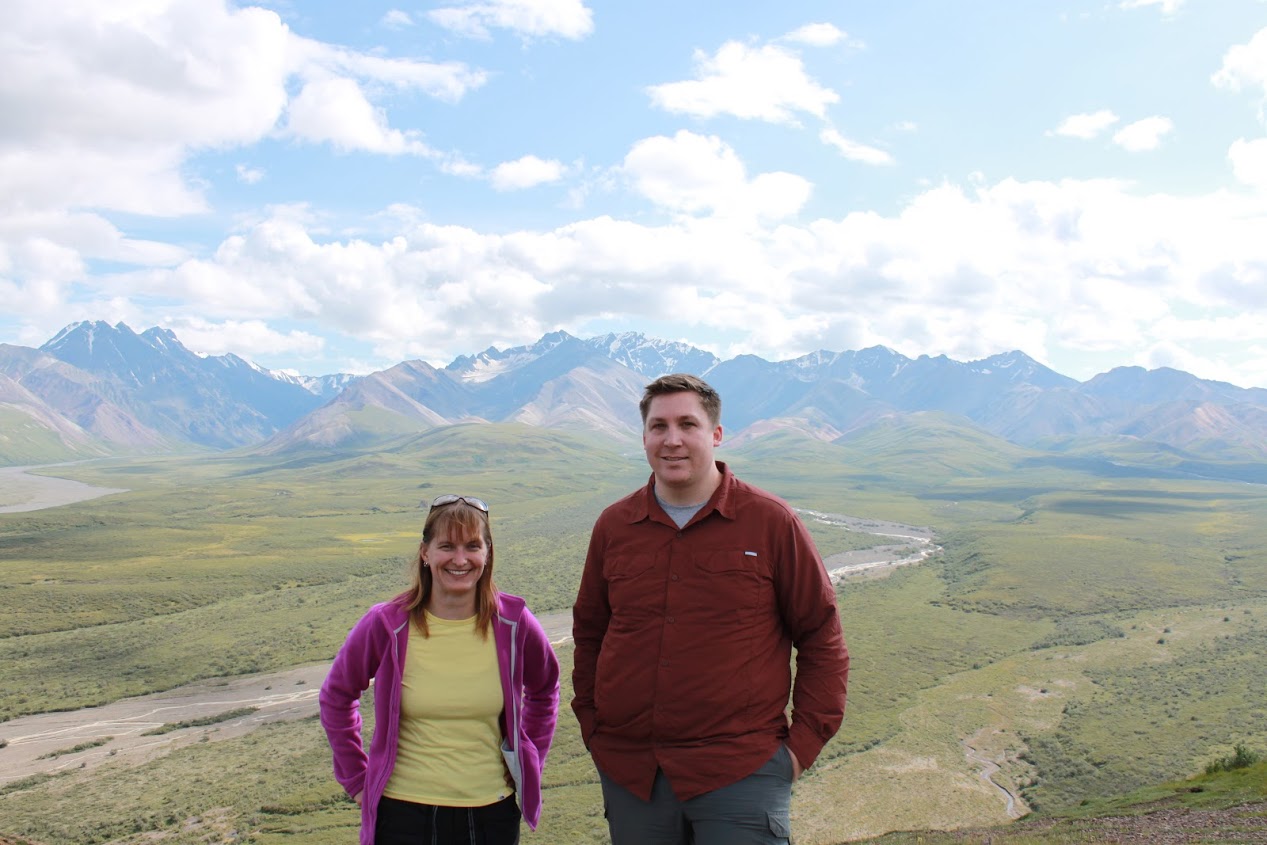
[2,422,1267,844]
[0,407,108,467]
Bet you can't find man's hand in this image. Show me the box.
[353,791,363,807]
[788,748,803,782]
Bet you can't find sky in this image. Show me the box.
[3,0,1267,387]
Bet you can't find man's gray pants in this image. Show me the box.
[598,745,794,845]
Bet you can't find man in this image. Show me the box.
[572,373,849,845]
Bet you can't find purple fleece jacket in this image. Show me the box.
[319,593,560,844]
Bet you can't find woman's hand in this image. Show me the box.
[353,791,363,807]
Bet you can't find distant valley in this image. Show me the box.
[2,405,1266,843]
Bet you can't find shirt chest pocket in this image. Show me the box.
[603,553,663,615]
[693,548,768,613]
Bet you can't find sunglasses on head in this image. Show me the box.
[430,494,489,513]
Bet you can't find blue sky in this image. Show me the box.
[3,0,1267,387]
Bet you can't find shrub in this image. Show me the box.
[1204,742,1261,775]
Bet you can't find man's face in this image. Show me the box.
[642,391,723,500]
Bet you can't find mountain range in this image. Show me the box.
[2,320,1266,470]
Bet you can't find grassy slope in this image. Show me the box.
[2,421,1267,843]
[0,407,107,468]
[855,760,1267,844]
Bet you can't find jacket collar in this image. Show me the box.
[382,592,524,628]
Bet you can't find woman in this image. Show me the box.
[320,494,560,845]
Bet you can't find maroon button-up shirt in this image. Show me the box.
[571,462,849,801]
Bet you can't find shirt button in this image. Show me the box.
[661,659,669,667]
[671,574,680,581]
[667,616,675,623]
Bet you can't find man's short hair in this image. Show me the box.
[639,373,722,427]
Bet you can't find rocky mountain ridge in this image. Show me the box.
[2,320,1266,466]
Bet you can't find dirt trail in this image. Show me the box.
[962,729,1028,820]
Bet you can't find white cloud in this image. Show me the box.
[236,164,265,185]
[439,155,486,179]
[1229,137,1267,189]
[1120,0,1185,15]
[0,211,187,277]
[39,171,1263,387]
[0,0,484,220]
[381,9,414,28]
[1212,27,1267,96]
[820,129,895,166]
[0,146,205,217]
[784,23,848,48]
[1135,341,1246,385]
[159,317,326,360]
[428,0,594,40]
[491,156,566,191]
[315,49,487,104]
[285,78,434,155]
[1112,116,1174,151]
[1052,110,1120,139]
[647,41,839,124]
[622,131,812,221]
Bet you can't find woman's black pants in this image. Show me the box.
[375,795,520,845]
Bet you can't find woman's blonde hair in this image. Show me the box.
[394,500,498,638]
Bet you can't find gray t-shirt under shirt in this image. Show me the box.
[655,490,707,528]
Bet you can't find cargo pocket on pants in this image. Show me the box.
[766,810,790,840]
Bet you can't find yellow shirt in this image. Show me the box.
[383,612,511,806]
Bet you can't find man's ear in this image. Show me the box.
[713,424,723,446]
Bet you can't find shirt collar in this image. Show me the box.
[628,461,734,525]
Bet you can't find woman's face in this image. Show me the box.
[423,529,488,605]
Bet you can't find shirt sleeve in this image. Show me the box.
[570,516,612,747]
[520,607,561,763]
[777,513,850,770]
[318,609,381,798]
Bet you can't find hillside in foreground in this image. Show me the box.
[855,757,1267,844]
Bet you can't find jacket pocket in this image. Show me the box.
[501,737,522,794]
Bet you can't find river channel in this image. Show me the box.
[0,464,129,513]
